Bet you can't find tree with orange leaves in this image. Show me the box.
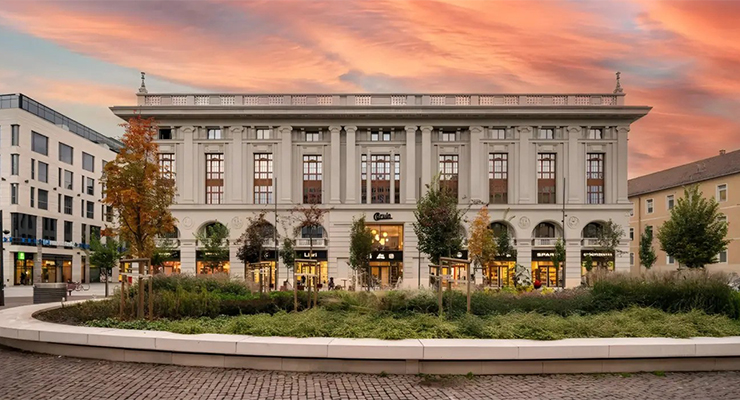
[101,116,176,259]
[468,206,497,276]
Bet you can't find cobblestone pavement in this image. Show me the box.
[1,346,740,400]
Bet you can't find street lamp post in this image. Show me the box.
[1,210,6,306]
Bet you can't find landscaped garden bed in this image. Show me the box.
[37,272,740,340]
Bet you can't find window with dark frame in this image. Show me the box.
[11,124,19,146]
[440,130,457,142]
[394,154,401,204]
[370,130,391,141]
[38,161,48,183]
[159,153,175,182]
[31,159,35,180]
[361,154,368,203]
[11,183,18,204]
[488,153,508,204]
[490,128,507,140]
[207,127,222,140]
[86,177,94,196]
[38,189,48,210]
[64,170,73,190]
[30,187,35,208]
[11,154,19,175]
[538,128,555,139]
[537,153,556,204]
[64,221,73,243]
[32,131,48,155]
[439,155,459,198]
[256,128,271,140]
[305,131,320,142]
[587,128,603,139]
[82,152,95,172]
[86,201,94,219]
[158,128,172,140]
[205,153,224,205]
[370,155,391,204]
[59,143,73,164]
[302,155,322,204]
[586,153,605,204]
[254,153,273,204]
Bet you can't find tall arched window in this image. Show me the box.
[533,222,557,238]
[582,222,603,238]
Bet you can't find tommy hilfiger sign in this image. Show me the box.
[373,212,392,221]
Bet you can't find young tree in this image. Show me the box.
[657,185,730,268]
[150,237,176,274]
[349,215,373,291]
[639,226,657,270]
[101,116,176,259]
[413,174,467,265]
[279,238,296,276]
[594,219,626,269]
[549,238,566,287]
[468,206,497,275]
[236,212,275,285]
[195,223,230,274]
[89,235,123,297]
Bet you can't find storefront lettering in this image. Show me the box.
[369,251,402,261]
[536,252,554,258]
[302,251,317,258]
[373,212,392,221]
[582,252,613,258]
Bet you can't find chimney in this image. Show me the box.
[720,149,726,156]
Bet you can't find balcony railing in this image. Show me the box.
[138,93,625,107]
[532,238,561,247]
[155,238,180,247]
[296,238,327,247]
[581,238,600,246]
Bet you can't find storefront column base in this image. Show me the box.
[229,244,242,279]
[180,239,196,276]
[565,240,582,289]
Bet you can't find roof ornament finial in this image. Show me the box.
[613,71,623,94]
[138,71,148,94]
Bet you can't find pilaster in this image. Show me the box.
[279,126,293,204]
[405,126,417,204]
[329,125,342,204]
[420,126,433,191]
[181,238,196,275]
[469,126,484,203]
[566,126,582,204]
[565,239,582,288]
[616,126,630,203]
[345,126,357,203]
[229,243,242,279]
[181,126,196,204]
[517,126,533,204]
[515,241,532,271]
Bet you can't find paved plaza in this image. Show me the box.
[1,346,739,400]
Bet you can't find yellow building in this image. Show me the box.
[629,149,739,274]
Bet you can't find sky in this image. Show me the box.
[0,0,738,178]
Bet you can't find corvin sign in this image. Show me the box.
[373,212,392,221]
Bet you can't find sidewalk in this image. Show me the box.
[2,283,110,298]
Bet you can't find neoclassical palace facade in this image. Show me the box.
[111,80,650,288]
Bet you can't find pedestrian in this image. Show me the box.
[20,271,26,285]
[328,277,335,290]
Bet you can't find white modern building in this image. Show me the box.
[110,75,650,288]
[1,94,122,286]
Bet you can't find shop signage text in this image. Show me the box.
[373,212,392,221]
[369,251,403,261]
[581,251,614,258]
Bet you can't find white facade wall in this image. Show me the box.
[112,92,649,288]
[1,103,119,287]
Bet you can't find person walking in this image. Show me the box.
[328,277,335,290]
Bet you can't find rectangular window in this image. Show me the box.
[86,201,94,219]
[105,206,113,223]
[439,155,459,199]
[646,199,654,214]
[205,153,224,204]
[38,161,48,183]
[11,154,19,175]
[11,124,19,146]
[81,175,85,194]
[630,252,635,266]
[158,128,172,140]
[207,128,222,140]
[361,154,368,203]
[42,217,57,243]
[32,131,48,155]
[371,155,391,204]
[58,194,61,213]
[667,195,675,210]
[11,183,18,204]
[717,184,728,202]
[537,153,556,204]
[305,131,320,142]
[586,153,605,204]
[587,128,603,139]
[440,130,456,142]
[86,177,94,196]
[488,153,508,204]
[254,153,273,204]
[302,155,322,204]
[82,152,95,172]
[630,227,634,241]
[718,250,728,263]
[490,128,506,140]
[394,154,401,204]
[370,130,391,141]
[256,128,271,140]
[31,159,35,180]
[64,221,73,243]
[81,223,87,244]
[64,170,73,190]
[81,199,84,217]
[667,255,675,265]
[159,153,176,181]
[538,128,554,139]
[30,187,35,208]
[59,143,73,164]
[64,196,73,215]
[38,189,48,210]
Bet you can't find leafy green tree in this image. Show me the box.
[550,238,566,287]
[495,228,517,259]
[639,226,657,270]
[595,219,626,256]
[236,212,272,264]
[150,237,176,273]
[413,174,467,265]
[195,223,230,274]
[89,235,123,297]
[279,238,296,275]
[349,215,373,291]
[657,185,730,268]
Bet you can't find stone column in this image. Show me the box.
[180,126,196,204]
[405,126,417,204]
[615,239,630,274]
[229,126,245,204]
[345,126,357,204]
[420,126,433,191]
[229,243,242,279]
[33,221,42,283]
[515,240,532,278]
[565,239,582,288]
[279,126,293,204]
[469,126,484,203]
[616,126,630,203]
[566,126,582,204]
[329,125,342,204]
[180,238,197,275]
[517,126,533,204]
